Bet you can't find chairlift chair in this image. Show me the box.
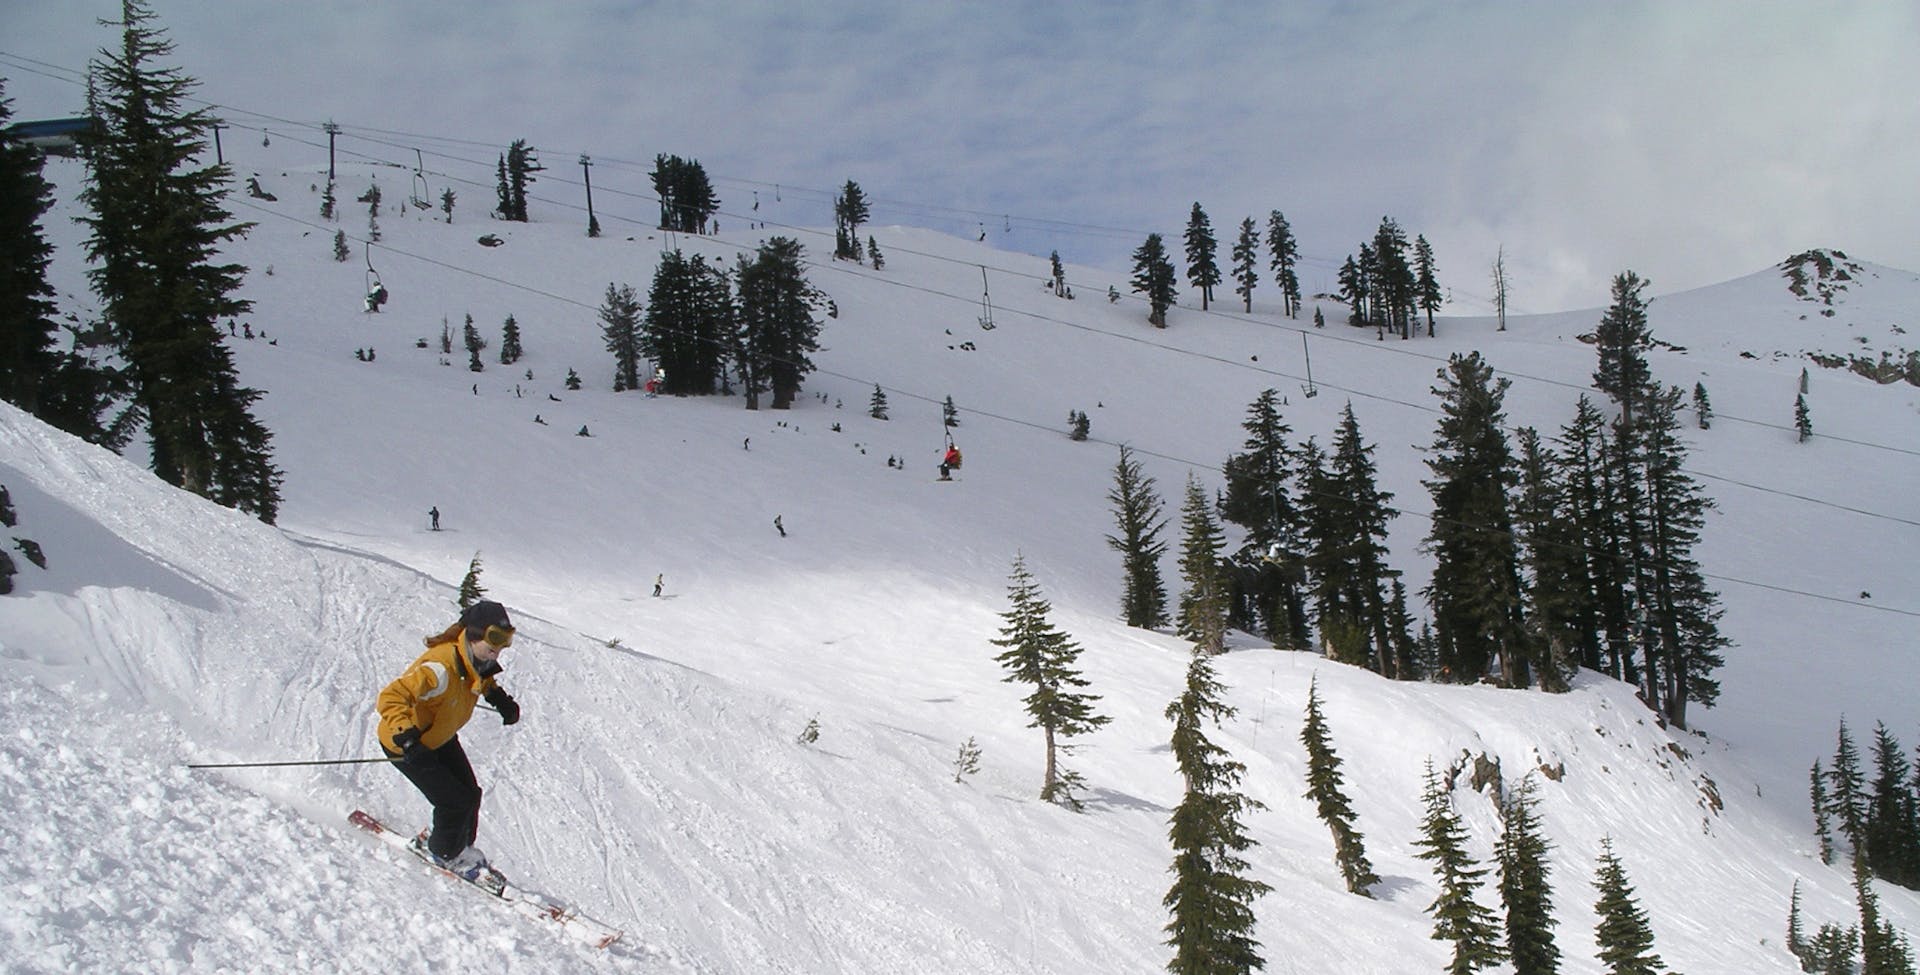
[409,148,433,210]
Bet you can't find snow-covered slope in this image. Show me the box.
[2,148,1916,972]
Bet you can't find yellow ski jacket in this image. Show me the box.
[377,629,500,752]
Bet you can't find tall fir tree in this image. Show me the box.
[498,314,523,365]
[1496,777,1561,975]
[1371,217,1416,339]
[461,313,485,373]
[1592,838,1669,975]
[1107,445,1171,629]
[1163,653,1270,975]
[1827,721,1870,860]
[833,180,871,261]
[1049,249,1067,297]
[1300,677,1379,896]
[648,154,720,233]
[1183,203,1221,311]
[1812,758,1836,866]
[1301,403,1399,674]
[1557,395,1634,681]
[598,282,643,392]
[1338,252,1366,327]
[457,552,486,610]
[1132,233,1178,328]
[990,555,1111,809]
[643,250,731,395]
[733,236,821,410]
[1230,217,1260,313]
[1415,234,1442,336]
[1266,210,1300,318]
[362,180,381,241]
[1796,393,1813,442]
[501,139,542,222]
[1512,427,1585,692]
[1636,384,1727,728]
[867,383,889,420]
[1422,352,1527,685]
[1176,474,1231,656]
[1218,389,1305,650]
[1867,722,1920,888]
[79,0,281,522]
[1692,381,1712,429]
[1414,759,1506,974]
[1592,272,1654,424]
[0,77,64,416]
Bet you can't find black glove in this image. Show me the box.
[485,687,521,726]
[391,727,430,767]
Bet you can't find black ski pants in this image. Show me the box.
[389,735,482,860]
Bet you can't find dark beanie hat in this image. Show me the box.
[460,600,512,631]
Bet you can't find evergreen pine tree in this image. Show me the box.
[1592,272,1655,423]
[833,180,870,261]
[990,554,1111,809]
[943,395,959,428]
[1303,403,1399,673]
[598,282,643,392]
[1422,352,1527,685]
[1592,837,1669,974]
[461,313,485,373]
[1131,233,1178,328]
[1787,879,1811,968]
[1301,677,1379,896]
[363,180,381,241]
[1853,852,1917,975]
[457,553,486,610]
[1106,444,1170,629]
[0,78,64,416]
[440,186,455,224]
[643,250,729,395]
[648,155,720,233]
[1219,389,1305,649]
[1512,427,1584,692]
[733,236,821,410]
[1372,217,1416,339]
[1338,253,1366,327]
[1266,210,1300,318]
[1068,409,1090,441]
[499,315,522,365]
[1312,306,1324,329]
[1176,474,1231,656]
[1230,216,1259,313]
[1812,759,1836,866]
[1414,759,1506,973]
[1638,384,1728,728]
[867,236,884,270]
[868,384,889,420]
[493,153,510,219]
[1796,394,1813,442]
[1867,722,1919,888]
[319,177,336,221]
[1557,395,1632,680]
[1183,203,1221,311]
[1049,250,1067,297]
[1415,234,1442,336]
[331,229,349,262]
[1831,720,1871,857]
[565,367,582,391]
[1497,777,1561,974]
[503,139,542,222]
[78,1,281,522]
[1163,653,1270,974]
[1692,382,1712,429]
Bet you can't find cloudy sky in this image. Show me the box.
[6,0,1917,313]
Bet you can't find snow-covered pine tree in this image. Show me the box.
[1219,388,1305,648]
[0,78,64,417]
[1068,409,1089,441]
[1313,305,1325,328]
[1513,427,1583,693]
[1163,653,1269,974]
[832,180,869,261]
[319,177,336,221]
[867,236,884,270]
[363,180,381,241]
[1414,759,1506,974]
[1637,384,1728,728]
[598,282,643,392]
[1423,352,1527,686]
[80,0,280,522]
[1592,272,1654,423]
[457,553,486,610]
[1230,216,1259,313]
[503,139,541,222]
[1830,720,1870,857]
[1301,677,1378,896]
[989,554,1110,809]
[1415,234,1442,336]
[1106,445,1170,629]
[1497,777,1560,974]
[942,395,959,428]
[1692,381,1712,429]
[331,229,349,262]
[565,367,582,391]
[1266,209,1299,318]
[1131,233,1177,328]
[1175,474,1230,656]
[1183,203,1220,311]
[733,236,821,410]
[499,315,522,365]
[1867,723,1919,888]
[439,186,455,223]
[1796,393,1813,442]
[1049,250,1066,297]
[1592,837,1669,975]
[1813,759,1836,865]
[868,384,889,420]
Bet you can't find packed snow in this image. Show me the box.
[1,141,1916,973]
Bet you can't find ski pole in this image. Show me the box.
[184,756,398,770]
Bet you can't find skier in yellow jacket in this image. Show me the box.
[377,600,522,881]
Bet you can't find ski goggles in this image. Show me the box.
[482,624,515,650]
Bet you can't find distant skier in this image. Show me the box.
[428,506,440,531]
[774,514,786,537]
[376,600,523,886]
[652,573,664,597]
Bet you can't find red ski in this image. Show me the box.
[348,809,622,949]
